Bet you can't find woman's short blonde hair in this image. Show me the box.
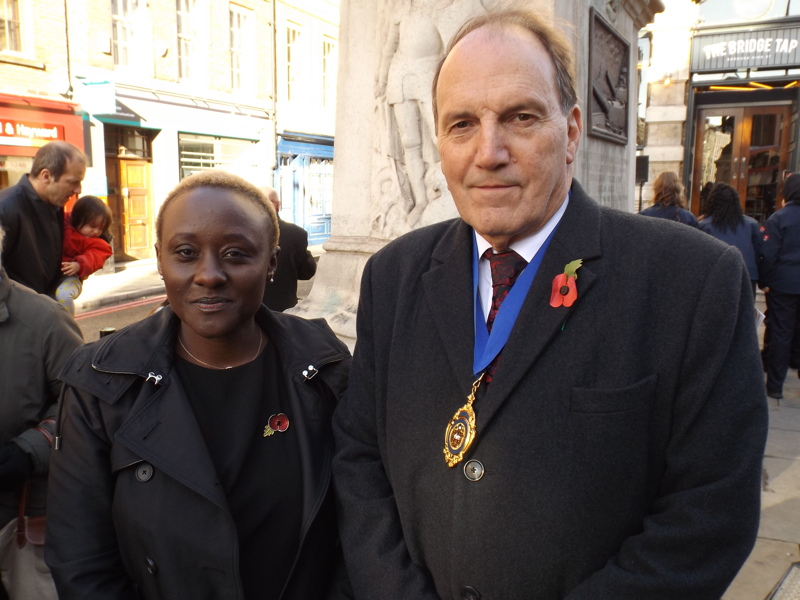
[156,170,279,250]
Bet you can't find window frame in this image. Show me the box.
[0,0,22,54]
[111,0,141,67]
[229,3,255,93]
[286,22,303,102]
[176,0,195,80]
[322,36,337,108]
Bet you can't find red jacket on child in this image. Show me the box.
[62,216,112,280]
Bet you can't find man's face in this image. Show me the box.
[436,25,582,250]
[40,159,86,207]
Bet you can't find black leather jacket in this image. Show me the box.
[45,305,351,600]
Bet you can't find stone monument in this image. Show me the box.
[291,0,664,346]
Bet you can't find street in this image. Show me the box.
[75,295,167,343]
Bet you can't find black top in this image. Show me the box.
[176,341,302,599]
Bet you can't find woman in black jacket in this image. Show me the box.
[45,170,351,600]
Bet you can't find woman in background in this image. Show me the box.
[698,182,761,296]
[640,170,698,227]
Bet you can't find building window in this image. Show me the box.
[286,23,302,101]
[176,0,196,80]
[178,133,258,179]
[111,0,140,66]
[0,0,21,52]
[229,4,253,92]
[322,37,337,108]
[104,126,153,160]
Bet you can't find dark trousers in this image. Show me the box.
[764,290,800,393]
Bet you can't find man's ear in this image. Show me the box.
[566,105,583,165]
[38,169,53,184]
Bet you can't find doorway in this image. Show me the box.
[106,158,153,260]
[692,104,790,223]
[104,125,156,260]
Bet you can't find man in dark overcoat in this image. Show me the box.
[0,226,83,598]
[0,141,86,297]
[261,187,317,311]
[332,9,767,600]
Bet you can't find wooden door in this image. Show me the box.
[692,107,744,215]
[740,105,790,222]
[119,160,153,259]
[105,157,127,261]
[692,104,790,223]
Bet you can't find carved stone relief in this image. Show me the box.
[371,0,491,239]
[588,8,630,144]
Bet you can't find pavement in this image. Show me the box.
[75,258,166,314]
[74,264,800,598]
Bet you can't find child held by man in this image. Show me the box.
[57,195,112,314]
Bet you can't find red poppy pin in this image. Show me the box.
[550,259,583,308]
[263,413,290,437]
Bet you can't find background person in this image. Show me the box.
[56,195,113,315]
[261,187,317,312]
[46,171,351,599]
[0,226,83,600]
[640,170,699,227]
[698,182,761,296]
[333,9,766,599]
[760,173,800,400]
[0,141,86,296]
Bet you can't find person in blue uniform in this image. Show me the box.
[698,182,761,296]
[760,173,800,399]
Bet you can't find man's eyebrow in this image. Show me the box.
[498,98,549,116]
[441,97,551,125]
[439,109,475,124]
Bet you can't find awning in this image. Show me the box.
[94,100,158,129]
[278,133,334,159]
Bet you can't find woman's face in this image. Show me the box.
[156,186,277,342]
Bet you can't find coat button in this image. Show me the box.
[460,585,481,599]
[463,459,484,481]
[136,463,154,482]
[145,557,158,575]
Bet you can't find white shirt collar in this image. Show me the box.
[474,194,570,321]
[474,194,570,261]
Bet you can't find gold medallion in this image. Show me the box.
[443,374,483,467]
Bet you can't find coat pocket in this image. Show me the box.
[570,374,657,414]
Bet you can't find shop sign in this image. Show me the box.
[0,119,65,147]
[692,23,800,73]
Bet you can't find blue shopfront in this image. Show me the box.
[275,133,334,245]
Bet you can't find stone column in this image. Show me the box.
[291,0,664,347]
[640,0,697,204]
